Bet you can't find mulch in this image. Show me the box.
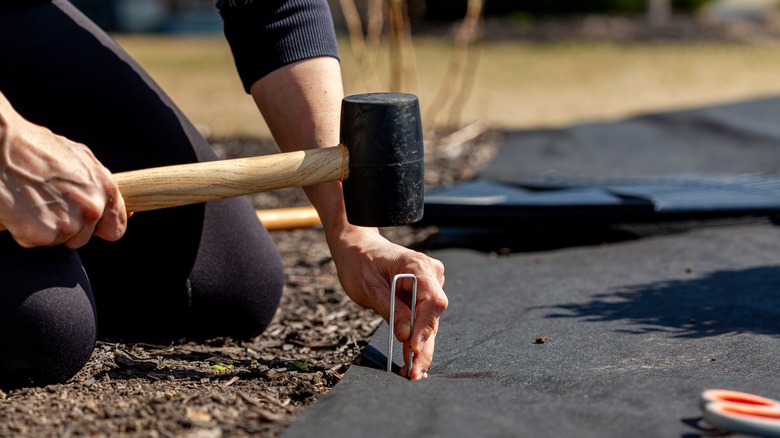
[0,129,502,438]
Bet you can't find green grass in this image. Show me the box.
[113,34,780,139]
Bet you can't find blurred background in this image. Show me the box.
[68,0,780,140]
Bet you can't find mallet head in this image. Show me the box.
[341,93,425,227]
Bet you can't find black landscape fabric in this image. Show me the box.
[422,96,780,228]
[281,96,780,437]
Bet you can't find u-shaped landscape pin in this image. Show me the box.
[388,273,417,379]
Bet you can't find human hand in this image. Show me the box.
[0,97,127,248]
[327,226,447,380]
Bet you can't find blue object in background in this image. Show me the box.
[69,0,222,34]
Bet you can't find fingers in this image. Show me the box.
[386,256,447,379]
[411,271,447,353]
[63,224,96,249]
[62,189,120,249]
[11,214,93,249]
[410,289,448,354]
[92,200,127,242]
[10,167,127,248]
[50,147,127,247]
[65,207,126,248]
[47,203,100,249]
[92,176,128,243]
[389,287,414,343]
[387,270,446,343]
[78,145,128,243]
[400,326,438,380]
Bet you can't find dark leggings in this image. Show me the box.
[0,1,285,389]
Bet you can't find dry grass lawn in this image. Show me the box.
[113,33,780,139]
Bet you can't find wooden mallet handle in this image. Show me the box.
[0,145,347,232]
[115,145,347,212]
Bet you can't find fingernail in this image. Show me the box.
[422,372,429,379]
[399,320,411,341]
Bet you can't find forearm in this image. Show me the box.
[249,56,376,239]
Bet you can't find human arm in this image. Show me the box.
[0,90,127,248]
[218,0,448,379]
[251,56,448,380]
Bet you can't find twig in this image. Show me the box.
[425,0,485,131]
[222,375,240,387]
[360,0,387,90]
[434,120,489,158]
[339,0,366,61]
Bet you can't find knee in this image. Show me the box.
[222,260,285,340]
[0,286,97,390]
[190,251,285,341]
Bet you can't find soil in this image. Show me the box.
[0,128,502,438]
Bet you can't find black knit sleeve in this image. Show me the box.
[216,0,341,93]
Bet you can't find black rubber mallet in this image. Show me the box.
[81,92,424,228]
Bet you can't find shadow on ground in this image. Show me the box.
[542,265,780,339]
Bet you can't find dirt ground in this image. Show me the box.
[0,129,501,438]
